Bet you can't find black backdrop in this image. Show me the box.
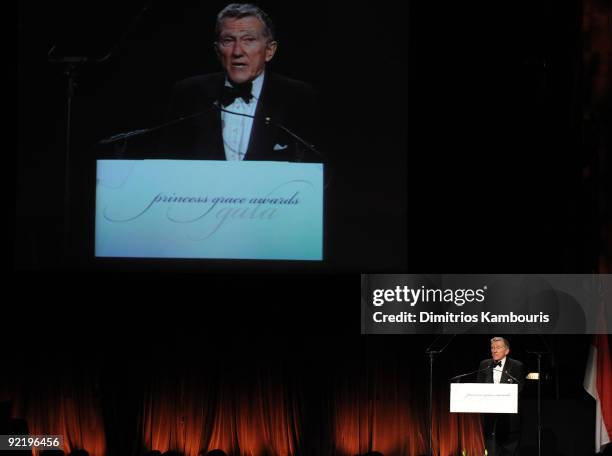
[407,0,589,272]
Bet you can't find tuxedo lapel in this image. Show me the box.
[501,358,516,384]
[246,72,285,161]
[501,365,509,383]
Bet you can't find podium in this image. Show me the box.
[95,159,324,260]
[450,383,518,414]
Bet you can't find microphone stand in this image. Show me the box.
[96,108,217,146]
[46,52,84,264]
[97,104,326,165]
[47,2,151,265]
[527,350,548,456]
[424,334,456,456]
[211,105,325,161]
[214,105,331,189]
[264,117,322,160]
[449,365,495,382]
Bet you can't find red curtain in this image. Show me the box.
[8,367,106,456]
[332,358,485,456]
[141,363,301,456]
[4,338,484,456]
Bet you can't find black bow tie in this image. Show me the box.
[493,360,502,368]
[219,82,253,106]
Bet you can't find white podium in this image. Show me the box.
[450,383,518,414]
[95,160,324,260]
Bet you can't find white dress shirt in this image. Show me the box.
[221,72,264,161]
[493,357,506,384]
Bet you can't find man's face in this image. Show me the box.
[491,341,510,361]
[216,16,277,85]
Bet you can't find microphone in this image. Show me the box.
[97,101,324,163]
[451,360,521,384]
[96,104,218,145]
[449,365,493,382]
[213,103,324,160]
[98,129,149,144]
[488,358,521,384]
[96,2,153,64]
[492,368,520,384]
[268,119,322,159]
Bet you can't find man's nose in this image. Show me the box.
[231,41,244,57]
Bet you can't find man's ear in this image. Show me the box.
[213,42,221,60]
[265,40,278,62]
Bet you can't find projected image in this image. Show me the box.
[17,1,408,270]
[93,4,325,262]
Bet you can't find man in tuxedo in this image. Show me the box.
[477,337,525,456]
[161,3,322,162]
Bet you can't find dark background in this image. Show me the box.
[407,0,595,272]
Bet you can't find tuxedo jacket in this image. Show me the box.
[476,357,525,393]
[477,357,525,435]
[159,71,322,163]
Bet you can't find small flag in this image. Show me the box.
[584,332,612,453]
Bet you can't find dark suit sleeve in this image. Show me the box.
[513,359,526,393]
[156,76,219,159]
[279,79,324,163]
[476,360,489,383]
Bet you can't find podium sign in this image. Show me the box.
[95,160,323,260]
[450,383,518,414]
